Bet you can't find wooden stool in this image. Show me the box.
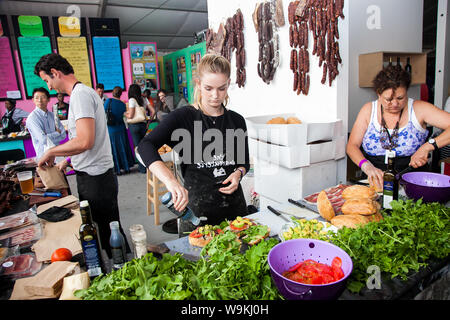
[146,161,174,225]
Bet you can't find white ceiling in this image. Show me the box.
[0,0,209,51]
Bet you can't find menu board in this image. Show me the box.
[57,37,92,87]
[91,36,124,91]
[0,15,21,100]
[17,36,56,98]
[128,42,159,92]
[0,37,21,100]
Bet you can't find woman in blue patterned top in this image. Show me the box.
[347,65,450,190]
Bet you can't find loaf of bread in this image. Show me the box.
[331,214,369,229]
[341,185,377,200]
[286,117,302,124]
[341,198,378,216]
[266,117,287,124]
[317,190,335,221]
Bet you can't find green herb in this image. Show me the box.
[74,234,282,300]
[329,199,450,293]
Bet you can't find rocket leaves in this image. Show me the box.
[74,235,281,300]
[329,199,450,294]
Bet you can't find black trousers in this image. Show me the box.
[75,168,131,258]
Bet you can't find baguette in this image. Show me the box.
[341,185,377,200]
[317,190,335,221]
[341,198,378,216]
[331,214,370,229]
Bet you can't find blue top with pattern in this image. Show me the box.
[362,98,429,156]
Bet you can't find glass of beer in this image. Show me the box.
[17,171,33,194]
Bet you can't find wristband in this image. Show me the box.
[66,157,71,164]
[235,167,245,181]
[358,159,368,168]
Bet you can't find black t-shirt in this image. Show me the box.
[137,105,250,223]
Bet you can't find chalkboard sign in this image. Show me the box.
[0,15,21,100]
[91,36,124,91]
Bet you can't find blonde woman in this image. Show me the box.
[137,54,249,232]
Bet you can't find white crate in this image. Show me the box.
[254,158,338,201]
[259,194,282,209]
[246,113,343,147]
[249,136,345,169]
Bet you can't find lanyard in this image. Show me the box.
[380,104,404,150]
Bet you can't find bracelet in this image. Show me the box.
[358,159,368,168]
[235,167,245,181]
[66,157,71,164]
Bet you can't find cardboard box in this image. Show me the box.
[246,113,343,147]
[359,51,426,87]
[249,136,345,169]
[254,158,338,201]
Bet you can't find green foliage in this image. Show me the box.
[74,234,282,300]
[329,199,450,293]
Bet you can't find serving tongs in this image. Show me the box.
[395,166,414,180]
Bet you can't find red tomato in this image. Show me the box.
[190,229,203,238]
[51,248,72,262]
[285,258,345,285]
[331,257,342,269]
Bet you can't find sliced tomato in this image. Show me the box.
[287,261,304,272]
[332,266,345,281]
[189,229,203,238]
[331,257,342,269]
[229,223,246,231]
[215,228,223,234]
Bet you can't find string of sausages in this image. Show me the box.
[206,9,247,88]
[254,1,284,84]
[288,0,344,95]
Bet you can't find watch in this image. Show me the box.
[428,138,438,150]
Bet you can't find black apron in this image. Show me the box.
[361,148,430,174]
[178,107,248,235]
[2,108,22,134]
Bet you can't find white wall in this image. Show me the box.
[206,0,344,122]
[435,0,450,109]
[347,0,423,128]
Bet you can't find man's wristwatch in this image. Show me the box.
[428,138,439,151]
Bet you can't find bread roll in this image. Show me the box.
[286,117,302,124]
[369,177,383,193]
[331,214,369,229]
[341,185,377,200]
[341,198,378,216]
[366,212,383,223]
[317,190,335,221]
[266,117,287,124]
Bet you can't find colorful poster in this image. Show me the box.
[176,56,188,99]
[128,42,159,92]
[92,36,124,91]
[18,15,43,37]
[0,37,21,99]
[17,36,56,97]
[57,37,92,87]
[58,16,81,37]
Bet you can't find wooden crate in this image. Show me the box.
[359,51,427,87]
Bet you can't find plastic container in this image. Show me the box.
[0,253,43,280]
[0,210,39,232]
[400,172,450,203]
[129,224,147,259]
[109,221,127,270]
[267,238,353,300]
[0,223,42,248]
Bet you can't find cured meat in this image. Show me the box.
[0,224,42,247]
[0,253,42,279]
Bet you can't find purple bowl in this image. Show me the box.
[400,172,450,203]
[267,239,353,300]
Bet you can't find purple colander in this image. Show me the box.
[400,172,450,203]
[267,238,353,300]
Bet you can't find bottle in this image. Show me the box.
[109,221,127,270]
[160,192,201,226]
[79,200,104,278]
[382,150,399,211]
[129,224,148,259]
[388,57,393,67]
[405,57,412,74]
[396,57,402,69]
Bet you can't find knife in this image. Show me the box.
[267,206,290,222]
[288,198,306,208]
[28,192,62,197]
[395,166,414,180]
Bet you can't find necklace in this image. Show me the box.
[380,104,404,151]
[199,105,224,125]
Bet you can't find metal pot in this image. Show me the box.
[400,172,450,203]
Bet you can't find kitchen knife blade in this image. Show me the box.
[267,206,290,222]
[288,198,306,208]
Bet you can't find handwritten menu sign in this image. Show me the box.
[92,36,124,91]
[0,37,21,99]
[17,36,56,98]
[57,37,92,87]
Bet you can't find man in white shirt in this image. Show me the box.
[96,83,106,104]
[26,87,66,160]
[34,53,130,258]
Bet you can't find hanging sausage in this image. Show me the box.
[288,0,345,95]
